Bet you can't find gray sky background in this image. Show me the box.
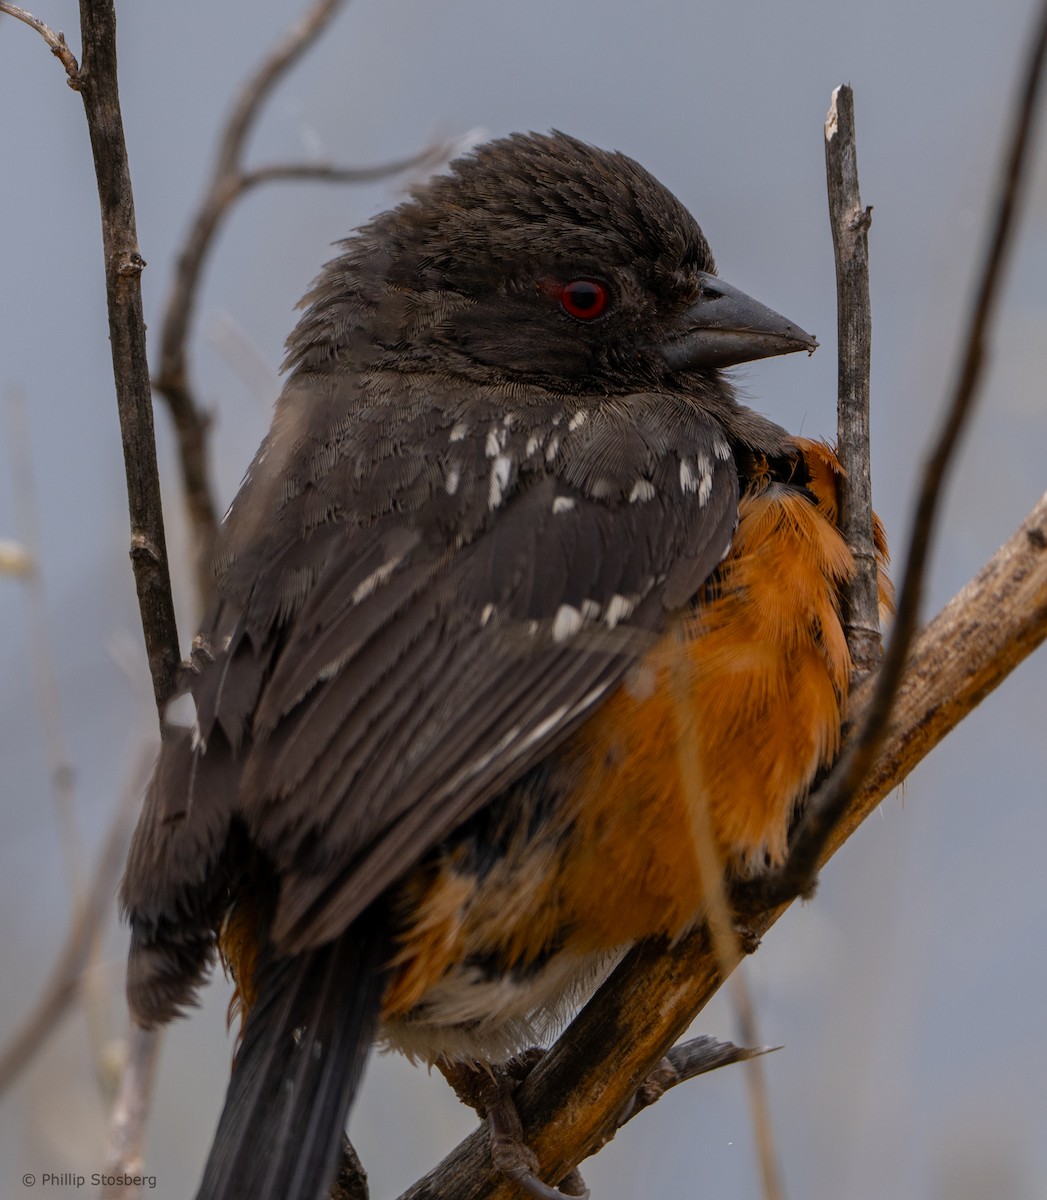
[2,2,1045,1198]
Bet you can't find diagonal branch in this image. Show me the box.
[398,489,1047,1200]
[397,7,1047,1187]
[0,750,147,1097]
[0,2,81,83]
[152,0,460,609]
[153,0,349,609]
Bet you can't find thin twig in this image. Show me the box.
[397,487,1047,1200]
[613,1037,776,1131]
[826,84,880,671]
[0,748,147,1097]
[154,0,351,609]
[3,388,122,1096]
[668,645,784,1200]
[152,0,460,609]
[0,1,81,84]
[5,389,84,901]
[755,0,1047,906]
[76,0,180,711]
[217,0,348,182]
[238,146,459,193]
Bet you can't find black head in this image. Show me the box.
[286,131,814,392]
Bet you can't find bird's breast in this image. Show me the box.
[377,440,889,1063]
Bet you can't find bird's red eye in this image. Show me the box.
[560,279,609,320]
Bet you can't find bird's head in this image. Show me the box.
[286,131,815,394]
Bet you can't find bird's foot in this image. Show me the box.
[438,1054,589,1200]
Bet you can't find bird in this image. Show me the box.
[121,131,891,1200]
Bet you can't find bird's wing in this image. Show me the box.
[128,372,739,963]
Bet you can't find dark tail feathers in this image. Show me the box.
[195,913,389,1200]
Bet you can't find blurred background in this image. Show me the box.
[2,1,1046,1197]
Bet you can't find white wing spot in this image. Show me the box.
[604,594,637,628]
[568,410,589,432]
[695,453,713,504]
[489,454,512,509]
[525,433,541,457]
[680,454,714,504]
[714,437,732,461]
[552,496,575,514]
[445,467,461,495]
[629,479,656,503]
[449,421,469,442]
[552,604,584,642]
[545,435,561,462]
[352,556,400,604]
[679,458,697,493]
[580,599,601,620]
[480,602,496,626]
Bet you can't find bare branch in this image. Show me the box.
[398,487,1047,1200]
[825,84,880,672]
[4,388,84,900]
[613,1037,776,1132]
[152,0,460,609]
[0,750,146,1097]
[76,0,180,710]
[0,2,81,84]
[756,1,1047,905]
[238,143,462,193]
[215,0,348,183]
[153,0,351,609]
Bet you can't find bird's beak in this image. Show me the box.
[655,271,817,371]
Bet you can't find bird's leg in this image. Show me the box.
[437,1053,589,1200]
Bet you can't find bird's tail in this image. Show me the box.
[195,914,390,1200]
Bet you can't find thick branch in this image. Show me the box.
[77,0,180,710]
[826,84,879,670]
[399,490,1047,1200]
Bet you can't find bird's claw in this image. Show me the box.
[500,1160,590,1200]
[468,1058,589,1199]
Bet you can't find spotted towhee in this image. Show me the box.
[121,132,891,1200]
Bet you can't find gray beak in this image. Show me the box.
[656,271,817,370]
